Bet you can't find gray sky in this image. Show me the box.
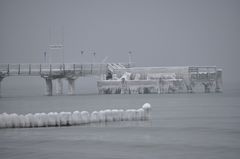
[0,0,240,87]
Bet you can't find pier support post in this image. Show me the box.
[0,77,3,98]
[45,78,53,96]
[67,78,75,95]
[215,69,223,93]
[202,82,210,93]
[121,78,128,94]
[56,78,63,95]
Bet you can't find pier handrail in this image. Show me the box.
[0,63,130,77]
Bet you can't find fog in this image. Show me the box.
[0,0,240,88]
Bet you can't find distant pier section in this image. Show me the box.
[97,66,223,94]
[0,63,222,96]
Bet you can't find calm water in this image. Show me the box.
[1,85,240,158]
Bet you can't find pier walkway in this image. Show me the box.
[0,64,222,96]
[0,63,128,96]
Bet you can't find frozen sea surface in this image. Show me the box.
[1,91,240,159]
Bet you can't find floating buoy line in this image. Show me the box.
[0,103,151,129]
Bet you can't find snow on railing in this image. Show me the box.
[0,63,110,76]
[0,103,151,128]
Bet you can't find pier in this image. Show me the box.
[97,66,223,94]
[0,63,222,96]
[0,63,128,96]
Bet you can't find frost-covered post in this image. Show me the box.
[121,78,127,94]
[0,77,3,97]
[202,82,211,93]
[67,78,75,95]
[45,78,53,96]
[215,69,223,92]
[56,78,63,95]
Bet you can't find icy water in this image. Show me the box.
[1,91,240,159]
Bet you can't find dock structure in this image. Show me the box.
[97,66,223,94]
[0,63,129,96]
[0,63,222,96]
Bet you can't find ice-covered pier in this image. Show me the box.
[98,66,223,94]
[0,63,128,96]
[0,63,222,96]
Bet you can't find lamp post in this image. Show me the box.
[93,52,96,63]
[81,50,84,63]
[44,51,47,63]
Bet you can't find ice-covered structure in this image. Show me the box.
[0,103,151,128]
[0,63,223,96]
[97,66,223,94]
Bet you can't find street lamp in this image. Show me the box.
[44,51,47,63]
[93,52,96,63]
[81,50,84,63]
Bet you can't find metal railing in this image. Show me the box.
[0,63,113,77]
[188,66,217,81]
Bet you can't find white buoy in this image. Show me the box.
[112,109,120,121]
[99,110,106,122]
[104,109,113,122]
[47,112,56,126]
[72,111,80,125]
[0,103,151,129]
[142,103,151,120]
[91,111,100,123]
[81,111,90,124]
[136,108,144,120]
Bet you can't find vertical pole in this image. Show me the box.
[29,64,31,75]
[203,82,210,93]
[56,78,63,95]
[0,77,3,98]
[63,64,65,75]
[197,67,199,80]
[50,64,52,75]
[18,64,20,75]
[157,78,161,94]
[215,69,223,92]
[44,51,47,63]
[40,64,42,74]
[45,78,53,96]
[0,79,1,98]
[93,52,96,64]
[91,64,93,74]
[81,50,84,63]
[7,64,9,75]
[81,64,83,76]
[67,78,75,95]
[62,27,65,64]
[49,27,52,64]
[73,64,75,74]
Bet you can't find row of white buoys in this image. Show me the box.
[0,103,151,129]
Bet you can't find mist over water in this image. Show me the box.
[1,0,240,158]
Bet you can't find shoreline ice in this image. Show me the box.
[0,103,151,129]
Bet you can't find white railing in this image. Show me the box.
[0,63,109,77]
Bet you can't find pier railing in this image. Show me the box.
[0,63,110,77]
